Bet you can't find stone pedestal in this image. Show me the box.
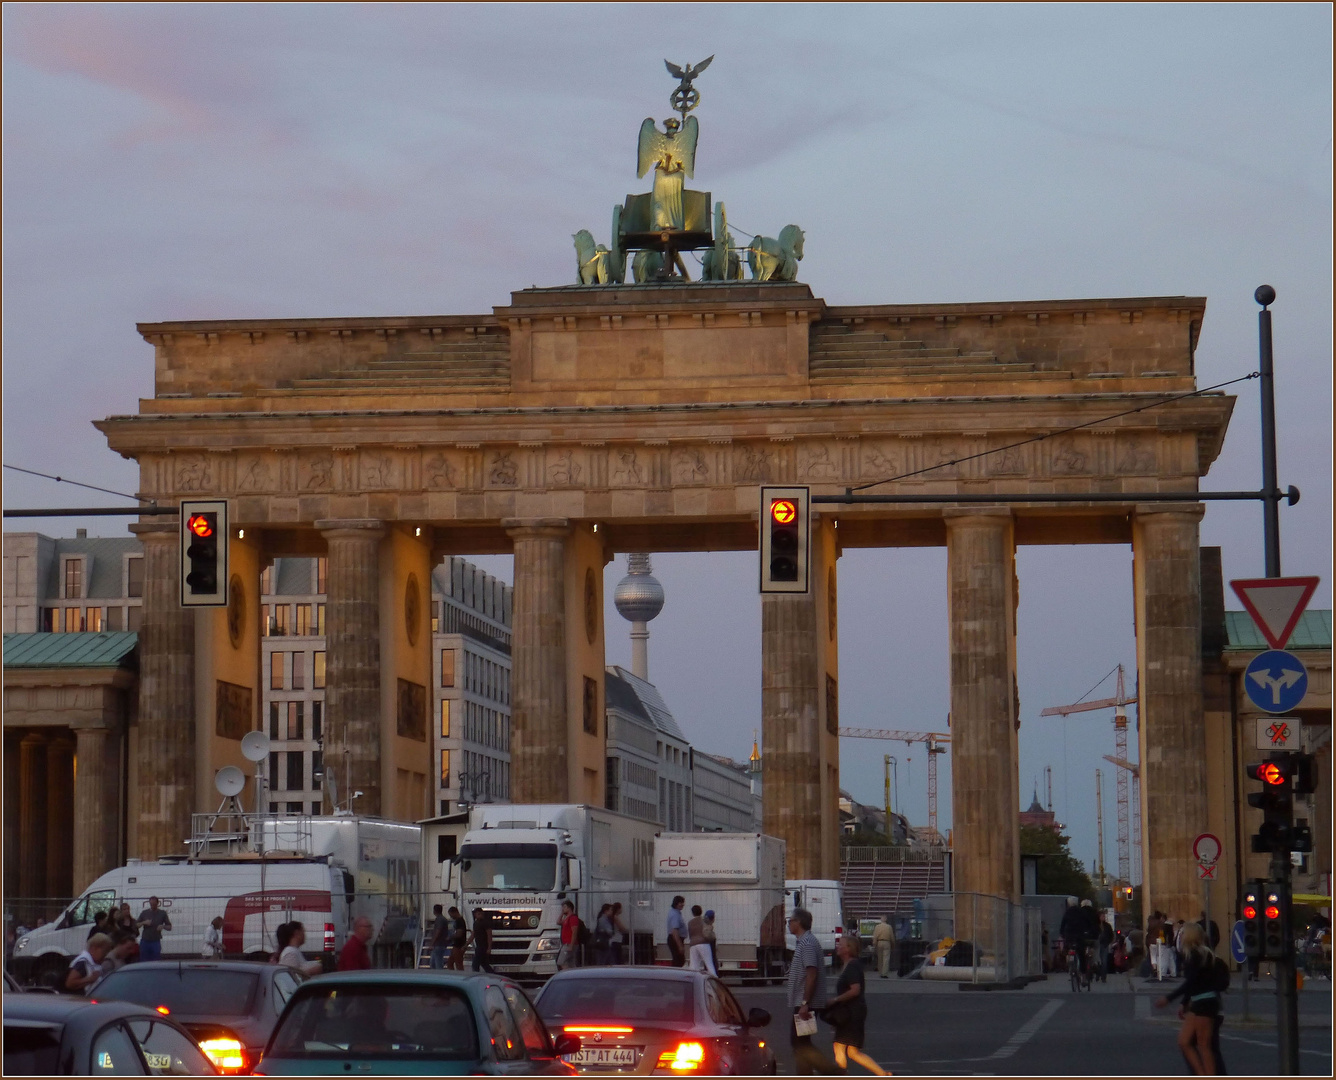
[45,737,74,900]
[73,725,111,893]
[505,520,570,804]
[946,510,1020,916]
[18,733,46,899]
[317,519,386,817]
[1133,505,1206,923]
[129,521,196,860]
[762,515,840,881]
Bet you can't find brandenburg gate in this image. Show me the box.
[94,64,1233,924]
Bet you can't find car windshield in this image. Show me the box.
[94,968,259,1017]
[3,1024,62,1075]
[538,978,695,1024]
[460,843,557,891]
[268,984,480,1060]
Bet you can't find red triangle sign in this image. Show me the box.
[1230,576,1320,650]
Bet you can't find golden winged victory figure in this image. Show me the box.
[636,56,711,232]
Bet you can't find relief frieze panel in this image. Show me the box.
[175,454,215,492]
[360,451,400,490]
[611,447,646,486]
[798,442,840,481]
[672,446,711,485]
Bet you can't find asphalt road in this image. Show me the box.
[728,972,1333,1076]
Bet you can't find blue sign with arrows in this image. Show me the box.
[1244,649,1309,714]
[1230,920,1247,965]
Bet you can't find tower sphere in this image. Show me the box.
[614,552,665,623]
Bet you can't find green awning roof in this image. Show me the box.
[3,631,138,668]
[1225,610,1331,652]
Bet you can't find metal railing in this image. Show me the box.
[841,846,944,864]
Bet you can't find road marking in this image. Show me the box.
[989,998,1064,1060]
[1220,1033,1332,1057]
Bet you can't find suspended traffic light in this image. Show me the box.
[180,499,229,607]
[759,486,810,594]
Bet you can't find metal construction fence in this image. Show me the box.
[911,891,1044,985]
[840,846,945,864]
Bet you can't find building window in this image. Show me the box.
[287,701,303,741]
[127,606,142,632]
[286,801,303,815]
[312,702,322,743]
[582,676,598,736]
[312,750,322,790]
[286,752,304,791]
[605,757,619,812]
[64,559,83,599]
[292,652,305,691]
[269,752,281,791]
[85,607,102,633]
[441,649,455,688]
[270,653,284,690]
[440,749,451,786]
[316,603,326,635]
[269,702,281,741]
[66,607,82,633]
[313,651,326,689]
[316,557,328,594]
[272,604,290,636]
[42,608,56,632]
[261,605,270,636]
[260,565,274,596]
[105,606,123,631]
[296,604,312,636]
[126,557,144,598]
[440,699,451,738]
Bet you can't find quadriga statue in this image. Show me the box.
[632,249,666,283]
[701,202,743,281]
[747,225,805,282]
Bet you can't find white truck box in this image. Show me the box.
[443,804,659,980]
[784,879,847,963]
[649,833,787,982]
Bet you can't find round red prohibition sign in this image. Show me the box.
[1192,833,1222,865]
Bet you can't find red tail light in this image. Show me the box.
[657,1042,706,1071]
[155,1006,171,1015]
[323,922,336,952]
[563,1026,635,1034]
[198,1036,249,1074]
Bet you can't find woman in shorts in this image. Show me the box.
[1154,923,1220,1075]
[825,933,888,1075]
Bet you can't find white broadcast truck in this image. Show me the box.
[649,832,788,982]
[784,879,848,967]
[443,804,658,979]
[11,815,421,987]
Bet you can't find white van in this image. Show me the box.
[784,879,846,965]
[11,857,350,988]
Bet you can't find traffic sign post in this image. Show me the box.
[1243,650,1309,714]
[1230,921,1253,1021]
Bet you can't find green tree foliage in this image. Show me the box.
[840,828,894,848]
[1020,824,1095,900]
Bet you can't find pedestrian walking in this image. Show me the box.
[1097,913,1114,982]
[825,933,887,1075]
[872,915,896,979]
[703,909,718,975]
[557,901,581,970]
[64,934,113,995]
[203,916,224,959]
[338,915,374,970]
[687,905,717,975]
[666,895,688,968]
[447,906,468,969]
[135,897,171,962]
[102,934,137,977]
[428,904,449,969]
[594,904,615,966]
[1153,923,1222,1075]
[277,922,323,976]
[786,908,838,1075]
[610,902,630,965]
[88,910,111,940]
[469,907,496,973]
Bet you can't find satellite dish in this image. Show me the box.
[215,766,246,798]
[240,731,270,763]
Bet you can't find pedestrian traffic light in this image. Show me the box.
[1240,882,1262,959]
[759,486,810,594]
[1262,882,1290,960]
[1247,753,1294,854]
[180,499,229,607]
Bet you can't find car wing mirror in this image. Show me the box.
[552,1032,581,1057]
[746,1007,771,1028]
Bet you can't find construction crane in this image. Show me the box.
[1095,769,1106,886]
[838,728,950,836]
[1040,664,1140,885]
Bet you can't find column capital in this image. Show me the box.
[942,506,1013,525]
[315,518,386,538]
[502,517,570,539]
[1133,502,1205,521]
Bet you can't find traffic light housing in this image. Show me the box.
[1241,882,1262,959]
[1247,753,1295,854]
[180,499,229,607]
[759,486,810,594]
[1262,882,1290,960]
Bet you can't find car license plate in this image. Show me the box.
[564,1047,640,1067]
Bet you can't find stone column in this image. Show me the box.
[73,725,112,893]
[129,521,196,860]
[45,737,75,900]
[945,510,1020,913]
[317,519,386,817]
[1133,505,1206,922]
[18,733,47,900]
[4,733,20,902]
[504,519,570,803]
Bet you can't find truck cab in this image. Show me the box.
[784,879,846,966]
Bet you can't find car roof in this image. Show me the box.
[3,996,160,1023]
[98,960,271,975]
[291,970,500,989]
[543,966,703,983]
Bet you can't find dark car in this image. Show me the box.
[89,960,306,1074]
[253,970,579,1075]
[2,993,218,1075]
[535,967,775,1075]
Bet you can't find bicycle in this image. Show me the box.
[1067,941,1093,991]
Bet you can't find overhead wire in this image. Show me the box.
[3,463,154,505]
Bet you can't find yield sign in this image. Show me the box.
[1230,576,1320,650]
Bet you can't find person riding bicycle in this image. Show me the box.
[1059,898,1099,978]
